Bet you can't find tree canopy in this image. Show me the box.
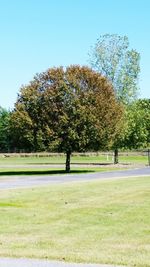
[89,34,140,163]
[11,65,123,171]
[123,99,150,149]
[0,107,10,152]
[89,34,140,105]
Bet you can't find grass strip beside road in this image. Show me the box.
[0,154,148,165]
[0,154,147,176]
[0,166,127,176]
[0,176,149,267]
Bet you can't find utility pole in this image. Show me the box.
[148,149,150,166]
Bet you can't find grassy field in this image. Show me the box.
[0,153,148,176]
[0,153,148,165]
[0,166,127,176]
[0,176,149,267]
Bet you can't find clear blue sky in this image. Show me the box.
[0,0,149,109]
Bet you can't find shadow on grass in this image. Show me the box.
[0,169,94,176]
[27,162,114,165]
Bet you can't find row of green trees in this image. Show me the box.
[0,34,149,171]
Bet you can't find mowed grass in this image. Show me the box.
[0,153,148,176]
[0,153,148,165]
[0,154,132,175]
[0,167,127,176]
[0,176,149,266]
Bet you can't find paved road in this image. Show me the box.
[0,258,124,267]
[0,167,149,190]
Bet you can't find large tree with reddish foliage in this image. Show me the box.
[11,65,123,171]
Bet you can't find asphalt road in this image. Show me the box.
[0,258,124,267]
[0,167,149,190]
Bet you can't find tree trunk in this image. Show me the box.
[114,148,119,164]
[66,151,71,172]
[33,128,38,152]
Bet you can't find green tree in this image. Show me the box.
[89,34,140,163]
[10,108,37,152]
[123,99,150,150]
[137,98,150,146]
[10,90,47,152]
[12,65,123,171]
[0,107,10,152]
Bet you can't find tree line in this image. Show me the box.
[0,34,149,171]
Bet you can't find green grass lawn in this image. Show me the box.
[0,154,133,175]
[0,153,148,176]
[0,176,149,267]
[0,166,127,176]
[0,153,148,165]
